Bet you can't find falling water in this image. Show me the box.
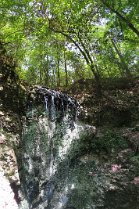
[44,96,48,111]
[20,86,97,209]
[50,95,56,121]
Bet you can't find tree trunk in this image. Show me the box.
[64,50,68,87]
[49,26,102,95]
[45,55,49,86]
[111,38,131,77]
[57,57,60,87]
[39,67,42,84]
[90,63,102,97]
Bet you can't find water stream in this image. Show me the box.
[19,87,101,209]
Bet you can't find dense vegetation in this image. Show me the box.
[0,0,139,91]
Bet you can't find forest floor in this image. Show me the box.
[69,77,139,126]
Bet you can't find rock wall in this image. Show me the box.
[0,41,24,208]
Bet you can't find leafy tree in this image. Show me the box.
[0,0,138,90]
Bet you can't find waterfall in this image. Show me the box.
[20,86,97,209]
[50,95,56,121]
[44,96,48,111]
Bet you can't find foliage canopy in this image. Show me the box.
[0,0,139,89]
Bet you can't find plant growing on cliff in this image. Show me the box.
[96,130,128,155]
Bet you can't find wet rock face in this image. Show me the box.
[20,86,99,209]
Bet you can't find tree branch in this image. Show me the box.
[48,23,90,65]
[101,0,139,37]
